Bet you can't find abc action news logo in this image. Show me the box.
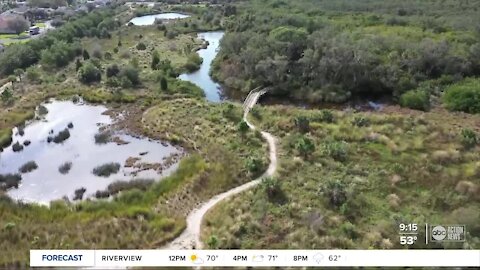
[430,225,466,242]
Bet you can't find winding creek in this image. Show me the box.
[129,13,226,101]
[179,31,225,102]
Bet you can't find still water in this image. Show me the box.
[0,100,180,203]
[128,13,190,26]
[179,31,225,102]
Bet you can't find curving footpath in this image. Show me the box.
[165,89,276,249]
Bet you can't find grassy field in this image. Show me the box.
[203,104,480,249]
[142,98,268,216]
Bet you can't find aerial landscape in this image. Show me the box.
[0,0,479,267]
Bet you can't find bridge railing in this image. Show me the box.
[242,87,269,110]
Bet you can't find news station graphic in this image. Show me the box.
[30,250,480,267]
[398,223,468,246]
[429,225,466,242]
[398,223,419,246]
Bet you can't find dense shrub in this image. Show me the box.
[322,179,347,207]
[18,161,38,173]
[160,77,168,91]
[119,65,140,86]
[294,116,310,133]
[352,116,370,127]
[314,110,334,123]
[92,162,120,177]
[58,162,72,174]
[136,42,147,50]
[400,90,431,111]
[165,30,179,39]
[94,131,111,144]
[245,157,264,174]
[78,61,102,84]
[184,53,203,72]
[73,187,86,200]
[92,48,103,59]
[237,121,249,136]
[322,141,348,162]
[12,141,24,152]
[260,177,286,203]
[0,173,22,190]
[40,41,81,68]
[106,179,154,195]
[460,129,478,149]
[443,78,480,114]
[52,128,70,143]
[95,190,110,199]
[295,136,315,158]
[106,64,120,78]
[151,51,160,70]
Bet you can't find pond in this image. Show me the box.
[0,100,181,204]
[128,12,190,26]
[179,31,225,102]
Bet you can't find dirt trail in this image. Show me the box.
[164,89,276,249]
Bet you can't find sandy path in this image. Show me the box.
[164,89,276,249]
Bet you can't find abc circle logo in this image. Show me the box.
[431,225,447,241]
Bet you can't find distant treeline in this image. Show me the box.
[212,0,480,103]
[0,8,121,76]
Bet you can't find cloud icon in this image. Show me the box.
[313,253,324,264]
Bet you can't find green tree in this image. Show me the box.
[1,89,13,104]
[151,50,160,70]
[136,42,146,50]
[246,157,263,174]
[120,65,140,86]
[106,64,120,78]
[7,17,29,35]
[295,136,315,159]
[7,75,16,90]
[40,41,78,68]
[323,179,347,207]
[322,141,348,162]
[75,59,82,71]
[260,177,285,202]
[460,129,478,149]
[160,77,168,91]
[82,49,90,60]
[77,61,101,84]
[14,69,24,82]
[207,235,218,249]
[294,116,310,133]
[237,120,249,138]
[25,67,41,83]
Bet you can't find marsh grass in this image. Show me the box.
[92,163,121,177]
[94,131,112,144]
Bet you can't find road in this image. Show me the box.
[164,89,277,249]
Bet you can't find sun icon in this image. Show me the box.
[190,254,204,265]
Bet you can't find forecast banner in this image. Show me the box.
[30,250,480,267]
